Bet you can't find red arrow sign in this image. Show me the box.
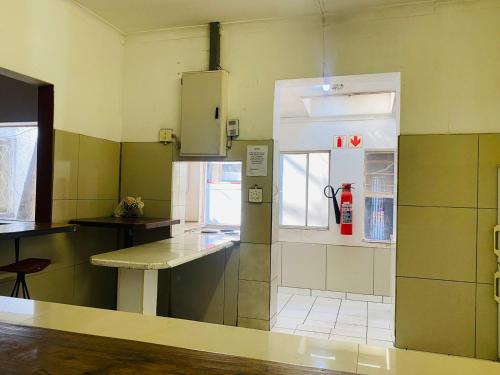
[348,135,362,149]
[350,136,361,147]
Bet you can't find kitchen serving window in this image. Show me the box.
[0,124,38,221]
[279,152,330,228]
[364,150,396,242]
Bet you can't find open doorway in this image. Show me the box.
[272,73,400,348]
[171,161,242,236]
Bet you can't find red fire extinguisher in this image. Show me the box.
[324,183,354,236]
[339,183,353,235]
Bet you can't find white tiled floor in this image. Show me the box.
[272,293,395,347]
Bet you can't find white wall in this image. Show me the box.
[279,118,397,247]
[0,0,124,141]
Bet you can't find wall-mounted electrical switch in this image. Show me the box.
[248,186,263,203]
[159,128,173,143]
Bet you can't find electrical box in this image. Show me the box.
[227,119,239,138]
[180,70,228,156]
[159,128,173,143]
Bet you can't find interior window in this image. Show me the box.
[279,152,330,228]
[364,151,396,242]
[0,123,38,221]
[204,162,242,226]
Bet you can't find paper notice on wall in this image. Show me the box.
[246,145,268,177]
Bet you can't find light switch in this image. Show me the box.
[248,187,263,203]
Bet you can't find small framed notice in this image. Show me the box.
[246,145,268,177]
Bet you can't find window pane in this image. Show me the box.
[280,154,307,226]
[365,152,395,194]
[307,153,330,227]
[205,162,241,226]
[0,126,38,221]
[364,197,394,241]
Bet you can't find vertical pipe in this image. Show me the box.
[209,22,220,71]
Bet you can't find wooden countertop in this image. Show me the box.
[69,217,180,229]
[0,322,350,375]
[0,221,77,240]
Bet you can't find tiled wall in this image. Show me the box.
[396,134,499,360]
[279,243,393,297]
[0,130,120,308]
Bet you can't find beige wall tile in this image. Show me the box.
[282,242,326,290]
[397,206,477,282]
[51,199,77,223]
[476,283,498,360]
[399,135,478,208]
[239,243,271,282]
[241,202,272,244]
[327,245,373,294]
[238,317,270,331]
[238,279,270,320]
[395,277,475,357]
[76,200,116,219]
[224,245,240,326]
[374,248,392,296]
[477,208,498,284]
[52,130,79,200]
[74,262,116,310]
[271,242,281,283]
[478,134,500,208]
[121,142,173,200]
[78,135,120,200]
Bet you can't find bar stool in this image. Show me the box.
[0,258,50,299]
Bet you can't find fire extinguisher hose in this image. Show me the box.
[324,185,341,225]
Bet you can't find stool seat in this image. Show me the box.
[0,258,50,274]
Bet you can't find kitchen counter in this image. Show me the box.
[91,232,237,269]
[90,232,238,315]
[0,296,498,375]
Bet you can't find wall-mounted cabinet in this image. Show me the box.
[180,70,228,157]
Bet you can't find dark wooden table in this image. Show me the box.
[0,222,77,261]
[69,217,180,248]
[0,322,352,375]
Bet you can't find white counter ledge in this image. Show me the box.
[91,232,237,270]
[90,232,238,315]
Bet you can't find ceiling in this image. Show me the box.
[73,0,423,34]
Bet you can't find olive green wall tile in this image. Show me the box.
[78,135,120,200]
[478,134,500,208]
[238,317,270,331]
[171,251,225,324]
[240,202,272,244]
[397,206,476,282]
[76,199,116,219]
[399,135,478,207]
[25,265,75,304]
[476,283,498,360]
[239,243,271,282]
[74,262,116,310]
[477,208,498,284]
[121,143,172,200]
[395,277,475,357]
[326,245,373,294]
[224,244,240,326]
[53,130,79,200]
[141,200,171,218]
[238,279,270,320]
[51,199,77,223]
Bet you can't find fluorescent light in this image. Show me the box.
[301,92,395,118]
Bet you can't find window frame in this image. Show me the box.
[363,149,397,243]
[279,150,330,230]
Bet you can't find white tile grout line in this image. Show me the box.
[293,296,318,336]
